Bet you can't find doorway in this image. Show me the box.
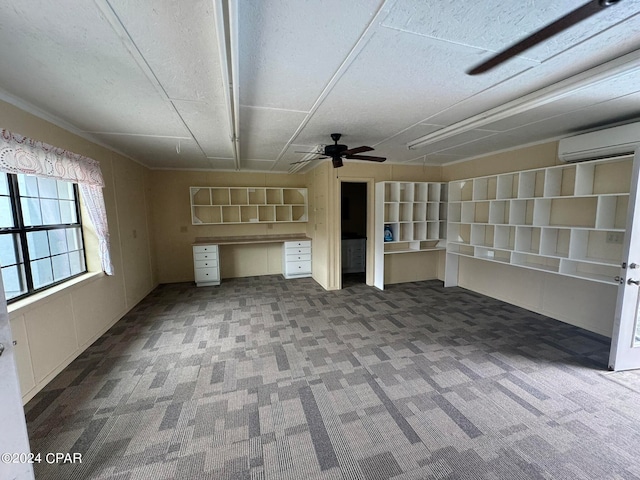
[341,182,367,287]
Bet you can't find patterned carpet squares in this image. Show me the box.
[25,277,640,479]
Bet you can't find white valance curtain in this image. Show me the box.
[0,129,114,275]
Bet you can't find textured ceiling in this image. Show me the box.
[0,0,639,172]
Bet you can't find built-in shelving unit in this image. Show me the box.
[445,156,632,286]
[190,187,308,225]
[374,181,447,289]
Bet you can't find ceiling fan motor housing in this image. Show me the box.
[324,143,348,156]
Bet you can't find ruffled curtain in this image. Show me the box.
[0,129,113,275]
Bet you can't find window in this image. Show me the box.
[0,172,86,302]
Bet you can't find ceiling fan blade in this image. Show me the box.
[289,157,327,165]
[346,154,386,162]
[467,0,618,75]
[342,145,374,155]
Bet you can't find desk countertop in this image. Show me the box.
[193,234,311,246]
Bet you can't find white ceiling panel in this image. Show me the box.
[91,133,207,169]
[238,0,384,111]
[482,70,640,133]
[373,124,444,162]
[382,0,640,63]
[297,27,536,146]
[0,1,186,137]
[238,106,308,161]
[1,1,640,171]
[207,158,238,170]
[438,91,640,159]
[173,100,234,158]
[107,0,225,103]
[407,153,466,165]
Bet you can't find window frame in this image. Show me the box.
[1,173,87,303]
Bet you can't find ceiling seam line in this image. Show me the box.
[94,0,209,161]
[379,24,541,63]
[270,0,399,172]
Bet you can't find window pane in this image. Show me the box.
[2,265,26,300]
[66,227,82,251]
[0,234,21,267]
[48,229,68,255]
[17,175,39,197]
[37,177,58,199]
[21,198,42,226]
[69,250,85,275]
[57,180,74,200]
[59,200,77,223]
[41,199,61,225]
[31,258,53,289]
[0,173,8,196]
[0,197,13,228]
[52,254,71,281]
[27,231,50,260]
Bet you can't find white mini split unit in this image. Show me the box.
[558,122,640,163]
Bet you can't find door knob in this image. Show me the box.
[628,278,640,286]
[630,263,638,269]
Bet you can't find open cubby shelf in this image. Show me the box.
[375,181,448,289]
[446,156,632,286]
[190,187,308,224]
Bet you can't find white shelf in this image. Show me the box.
[190,186,308,225]
[375,181,447,289]
[445,157,631,286]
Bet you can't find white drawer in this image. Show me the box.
[195,259,218,269]
[286,253,311,262]
[285,260,311,274]
[194,252,218,261]
[285,240,311,249]
[195,267,219,283]
[193,245,218,254]
[285,246,311,255]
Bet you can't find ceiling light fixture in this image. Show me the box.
[407,49,640,151]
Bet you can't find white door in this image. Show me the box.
[0,275,34,479]
[609,149,640,371]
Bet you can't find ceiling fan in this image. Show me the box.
[292,133,386,168]
[468,0,622,75]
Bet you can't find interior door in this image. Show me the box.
[0,275,34,479]
[609,149,640,371]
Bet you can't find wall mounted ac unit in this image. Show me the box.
[558,122,640,163]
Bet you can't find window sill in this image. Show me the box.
[8,271,104,316]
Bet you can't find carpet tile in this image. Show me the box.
[24,276,640,479]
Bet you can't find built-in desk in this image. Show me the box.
[192,234,312,286]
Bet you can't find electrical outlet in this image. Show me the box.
[606,232,624,244]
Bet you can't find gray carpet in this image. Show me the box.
[25,277,640,479]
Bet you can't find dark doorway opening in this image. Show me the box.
[341,182,367,287]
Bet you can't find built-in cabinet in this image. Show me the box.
[190,186,308,225]
[374,181,448,289]
[193,244,220,286]
[445,156,632,286]
[283,240,312,279]
[342,238,366,274]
